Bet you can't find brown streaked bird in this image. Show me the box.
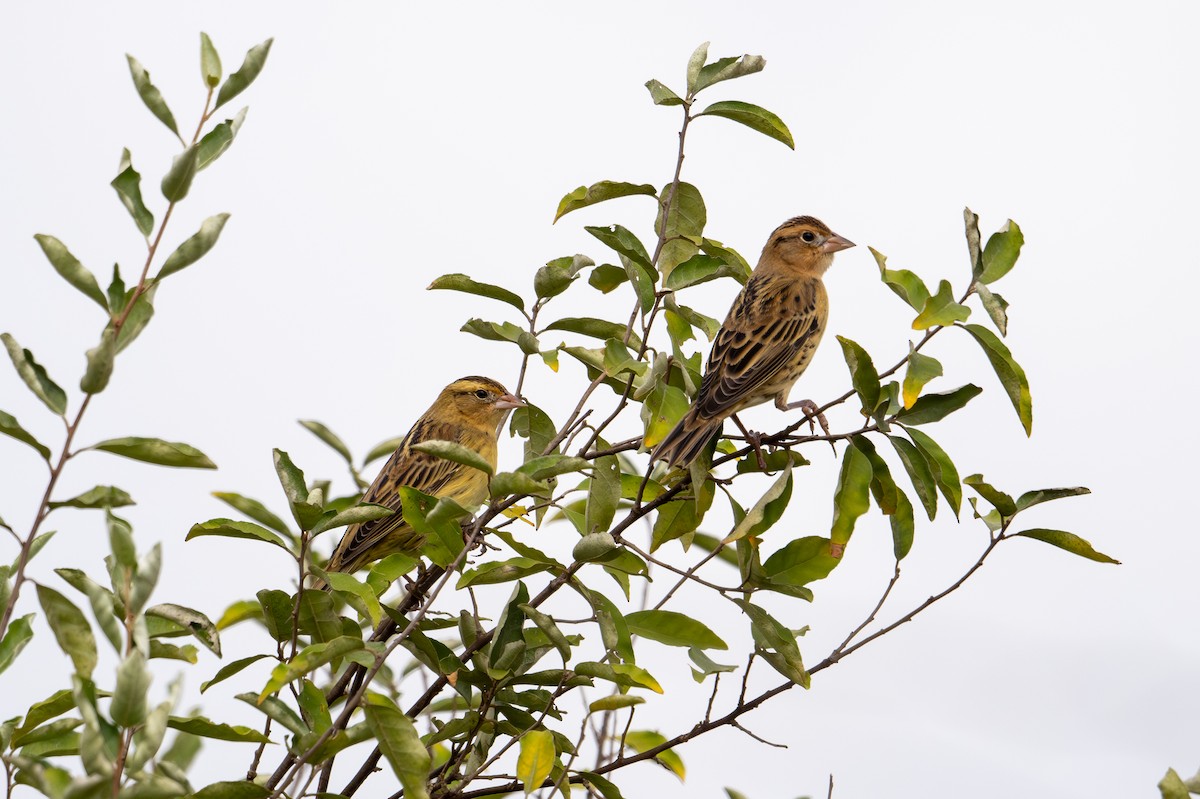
[651,216,854,467]
[323,376,524,577]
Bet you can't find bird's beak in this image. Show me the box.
[820,234,856,254]
[493,393,527,410]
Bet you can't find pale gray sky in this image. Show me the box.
[2,2,1198,797]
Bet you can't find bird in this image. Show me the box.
[650,215,854,467]
[322,376,524,577]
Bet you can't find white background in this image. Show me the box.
[2,2,1198,797]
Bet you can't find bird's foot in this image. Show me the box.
[779,398,835,452]
[780,398,831,435]
[731,414,770,471]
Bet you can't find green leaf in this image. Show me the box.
[296,589,341,644]
[830,444,872,549]
[125,55,181,138]
[694,53,766,92]
[190,783,269,799]
[201,654,269,693]
[105,263,127,314]
[901,346,942,408]
[1015,486,1091,512]
[626,610,727,650]
[644,79,683,106]
[664,254,745,291]
[311,502,393,536]
[726,465,792,543]
[1015,529,1119,565]
[214,38,273,111]
[763,536,840,588]
[0,614,34,674]
[197,107,248,171]
[37,585,96,677]
[54,568,122,652]
[655,181,706,277]
[410,439,494,476]
[685,41,709,95]
[979,220,1024,284]
[519,604,571,661]
[2,333,67,415]
[837,336,881,414]
[912,280,970,330]
[0,410,51,460]
[160,143,200,202]
[111,651,151,727]
[580,772,626,799]
[890,491,915,560]
[894,384,982,425]
[545,317,641,348]
[12,690,75,744]
[961,323,1033,435]
[963,208,984,277]
[733,600,808,688]
[534,254,593,299]
[554,181,656,222]
[870,246,931,311]
[516,729,556,795]
[574,661,663,693]
[974,281,1009,336]
[364,435,405,465]
[212,491,292,536]
[364,693,431,799]
[457,558,551,588]
[114,285,155,353]
[255,589,293,643]
[107,510,136,567]
[491,471,552,499]
[1159,770,1193,799]
[92,436,216,468]
[79,328,117,395]
[588,264,628,293]
[199,32,222,87]
[110,150,155,238]
[573,532,618,562]
[696,100,794,148]
[888,435,938,520]
[157,214,231,279]
[167,715,271,743]
[585,453,620,535]
[149,640,197,663]
[297,679,331,734]
[145,604,220,656]
[903,427,963,516]
[584,224,654,272]
[963,474,1018,517]
[49,485,134,511]
[588,694,645,713]
[186,518,290,551]
[324,572,383,627]
[460,318,539,353]
[489,582,531,676]
[427,273,525,312]
[260,636,362,699]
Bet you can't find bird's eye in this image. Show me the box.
[474,389,490,400]
[801,231,816,243]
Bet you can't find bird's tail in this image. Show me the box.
[650,409,724,468]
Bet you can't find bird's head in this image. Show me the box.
[439,376,526,432]
[761,215,855,276]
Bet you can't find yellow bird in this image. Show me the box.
[324,376,524,575]
[651,216,855,467]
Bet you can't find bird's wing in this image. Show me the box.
[336,417,464,556]
[695,277,822,419]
